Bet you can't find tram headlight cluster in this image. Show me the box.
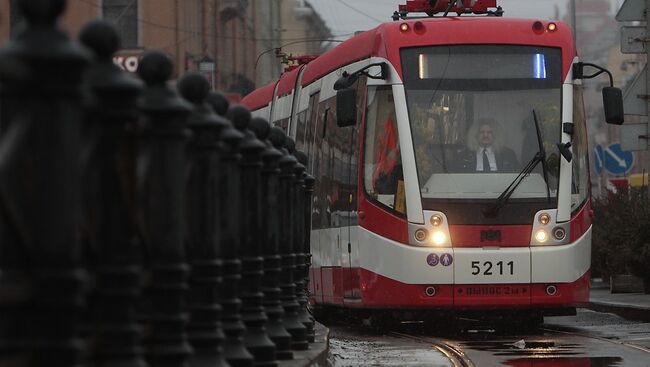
[411,212,451,247]
[531,211,570,246]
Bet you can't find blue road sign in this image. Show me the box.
[594,144,604,175]
[603,143,634,175]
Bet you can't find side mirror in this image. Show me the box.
[336,88,357,127]
[603,87,624,125]
[334,72,359,91]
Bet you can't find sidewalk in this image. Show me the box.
[285,322,330,367]
[585,279,650,322]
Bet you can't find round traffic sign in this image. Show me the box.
[603,143,634,175]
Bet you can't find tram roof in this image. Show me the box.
[241,80,276,111]
[243,17,575,111]
[276,66,303,97]
[301,17,575,87]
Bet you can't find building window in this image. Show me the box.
[10,0,24,35]
[103,0,138,48]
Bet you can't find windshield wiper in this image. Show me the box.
[533,110,552,203]
[483,110,550,217]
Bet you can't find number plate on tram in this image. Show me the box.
[458,285,529,297]
[470,260,514,276]
[454,249,530,284]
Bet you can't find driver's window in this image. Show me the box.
[572,85,589,210]
[363,86,405,214]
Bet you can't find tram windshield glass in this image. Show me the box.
[401,45,563,214]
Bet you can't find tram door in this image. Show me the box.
[306,92,326,304]
[313,95,344,304]
[341,126,361,301]
[331,105,356,302]
[342,77,366,301]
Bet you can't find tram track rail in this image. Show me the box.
[388,323,650,366]
[541,325,650,356]
[389,331,475,367]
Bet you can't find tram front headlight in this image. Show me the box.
[535,229,549,243]
[431,231,447,246]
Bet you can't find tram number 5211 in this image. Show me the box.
[471,261,514,276]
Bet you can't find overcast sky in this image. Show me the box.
[307,0,624,40]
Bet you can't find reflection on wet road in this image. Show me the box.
[327,309,650,366]
[443,325,648,366]
[454,333,628,366]
[328,330,452,367]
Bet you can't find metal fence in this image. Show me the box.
[0,2,315,366]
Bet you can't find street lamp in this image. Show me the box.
[199,56,216,89]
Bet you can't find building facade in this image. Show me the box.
[0,0,259,95]
[566,0,647,195]
[253,0,331,87]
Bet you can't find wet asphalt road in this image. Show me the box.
[326,309,650,366]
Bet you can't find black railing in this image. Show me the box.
[0,2,316,367]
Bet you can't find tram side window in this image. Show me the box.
[275,118,289,133]
[363,86,405,213]
[324,98,350,229]
[312,101,333,229]
[572,85,589,211]
[349,77,366,225]
[305,93,320,167]
[295,110,308,153]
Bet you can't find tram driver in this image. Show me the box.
[459,118,519,173]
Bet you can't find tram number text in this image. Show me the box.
[470,261,514,276]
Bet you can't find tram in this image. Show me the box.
[242,0,623,321]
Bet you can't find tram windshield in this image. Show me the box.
[401,45,562,212]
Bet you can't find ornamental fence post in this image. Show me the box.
[294,151,315,343]
[79,20,145,367]
[213,100,253,367]
[229,106,277,366]
[136,51,192,367]
[178,72,231,367]
[0,0,90,365]
[274,132,308,351]
[252,120,294,360]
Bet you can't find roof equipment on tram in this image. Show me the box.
[393,0,503,19]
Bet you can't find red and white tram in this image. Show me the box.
[242,0,623,321]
